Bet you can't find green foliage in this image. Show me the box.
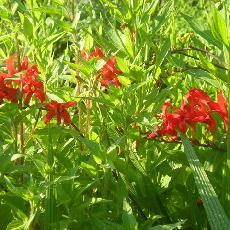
[0,0,229,229]
[181,134,230,230]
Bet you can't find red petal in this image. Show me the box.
[90,47,105,59]
[46,100,58,110]
[34,90,46,103]
[62,110,71,125]
[44,111,54,124]
[81,49,89,60]
[24,92,33,105]
[56,111,62,125]
[21,56,29,70]
[148,132,156,139]
[63,101,76,108]
[6,55,16,76]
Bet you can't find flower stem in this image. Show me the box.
[16,37,24,184]
[76,73,84,151]
[86,92,91,138]
[24,108,42,146]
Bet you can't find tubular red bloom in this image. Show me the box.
[2,55,45,104]
[149,88,228,141]
[44,100,76,125]
[89,47,105,59]
[6,55,29,77]
[21,75,46,105]
[99,56,122,87]
[81,47,104,60]
[162,101,186,136]
[181,88,217,136]
[149,100,186,139]
[0,75,18,103]
[99,56,122,76]
[208,91,228,132]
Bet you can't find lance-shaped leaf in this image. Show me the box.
[181,134,230,230]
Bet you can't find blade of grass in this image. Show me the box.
[181,134,230,230]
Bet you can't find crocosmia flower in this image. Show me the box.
[5,55,30,78]
[80,47,123,88]
[21,74,46,105]
[98,56,122,87]
[149,88,228,141]
[44,100,76,126]
[148,100,186,140]
[0,74,18,103]
[208,90,228,132]
[180,88,217,136]
[2,55,45,104]
[81,47,104,60]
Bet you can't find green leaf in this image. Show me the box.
[154,1,173,32]
[123,28,134,59]
[6,219,24,230]
[33,6,65,15]
[84,27,94,50]
[23,16,33,39]
[11,154,24,161]
[181,134,230,230]
[68,61,94,77]
[210,8,229,47]
[148,220,185,230]
[116,57,129,73]
[80,137,105,164]
[182,13,222,49]
[122,199,138,230]
[155,37,171,68]
[0,5,11,20]
[4,176,30,201]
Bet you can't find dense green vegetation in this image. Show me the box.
[0,0,230,229]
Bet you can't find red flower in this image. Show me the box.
[148,100,186,139]
[89,47,104,59]
[2,55,45,104]
[44,100,76,125]
[20,74,46,105]
[181,88,217,136]
[98,56,122,87]
[5,55,29,77]
[81,47,104,60]
[208,91,228,132]
[149,88,228,141]
[0,74,18,103]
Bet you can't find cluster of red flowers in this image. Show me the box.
[81,47,122,87]
[0,55,45,104]
[0,55,75,125]
[148,88,228,140]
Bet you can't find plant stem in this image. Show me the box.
[76,72,84,151]
[16,36,24,184]
[86,93,91,138]
[171,46,228,70]
[76,76,82,134]
[24,108,42,146]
